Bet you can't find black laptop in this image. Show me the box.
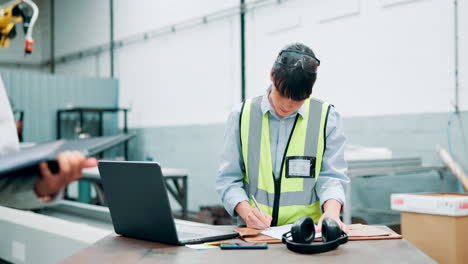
[98,160,238,245]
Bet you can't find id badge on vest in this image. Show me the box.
[285,156,316,178]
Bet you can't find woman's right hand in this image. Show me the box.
[235,200,272,230]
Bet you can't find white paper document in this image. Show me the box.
[185,244,218,250]
[261,224,322,240]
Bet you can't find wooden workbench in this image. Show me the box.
[61,225,435,263]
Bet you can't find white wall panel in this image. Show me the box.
[315,0,360,23]
[246,0,457,116]
[380,0,424,8]
[117,17,240,127]
[114,0,238,39]
[458,0,468,111]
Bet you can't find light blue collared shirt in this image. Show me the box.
[216,90,349,216]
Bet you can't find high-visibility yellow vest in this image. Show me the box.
[240,96,330,226]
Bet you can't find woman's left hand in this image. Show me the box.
[316,199,348,233]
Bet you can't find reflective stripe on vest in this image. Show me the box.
[240,96,330,225]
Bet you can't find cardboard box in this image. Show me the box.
[391,193,468,264]
[391,193,468,216]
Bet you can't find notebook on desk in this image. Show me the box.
[98,160,238,245]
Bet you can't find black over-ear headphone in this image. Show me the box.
[281,217,348,254]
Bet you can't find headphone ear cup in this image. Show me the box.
[321,218,342,242]
[291,217,315,244]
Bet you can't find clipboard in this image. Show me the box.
[0,134,135,178]
[234,224,401,244]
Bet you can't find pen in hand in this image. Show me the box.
[246,195,271,229]
[251,195,263,213]
[251,195,271,229]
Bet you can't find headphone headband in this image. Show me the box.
[281,217,348,254]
